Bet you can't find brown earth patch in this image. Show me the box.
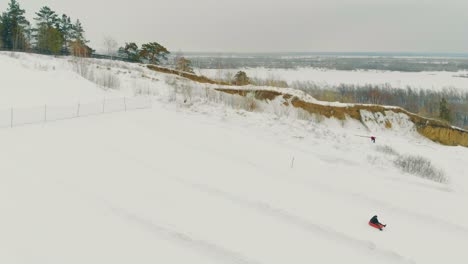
[214,89,284,101]
[385,120,393,129]
[147,65,231,85]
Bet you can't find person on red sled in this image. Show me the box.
[369,215,386,231]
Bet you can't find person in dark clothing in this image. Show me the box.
[369,215,386,230]
[370,136,376,143]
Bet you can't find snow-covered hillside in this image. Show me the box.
[1,52,467,264]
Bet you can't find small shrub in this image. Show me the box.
[95,71,120,89]
[5,52,21,59]
[243,91,257,111]
[180,83,193,103]
[70,59,120,89]
[375,145,398,156]
[70,59,90,77]
[233,71,250,86]
[175,56,194,73]
[313,113,325,123]
[394,155,448,183]
[296,108,312,121]
[250,76,289,88]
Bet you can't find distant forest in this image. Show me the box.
[187,54,468,72]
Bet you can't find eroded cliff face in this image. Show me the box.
[216,88,468,147]
[415,125,468,146]
[146,65,467,147]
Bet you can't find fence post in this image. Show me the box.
[10,108,13,128]
[124,97,127,111]
[103,99,105,113]
[77,102,80,117]
[44,104,47,122]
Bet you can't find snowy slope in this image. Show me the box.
[0,52,467,264]
[0,52,121,108]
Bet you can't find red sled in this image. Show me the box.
[369,222,386,230]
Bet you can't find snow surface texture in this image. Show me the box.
[199,68,468,92]
[1,52,467,264]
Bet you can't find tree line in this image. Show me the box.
[0,0,91,56]
[0,1,200,72]
[187,54,468,72]
[0,0,177,66]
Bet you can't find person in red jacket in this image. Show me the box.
[370,136,376,143]
[369,215,386,231]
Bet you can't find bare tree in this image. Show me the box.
[177,57,194,73]
[103,36,118,59]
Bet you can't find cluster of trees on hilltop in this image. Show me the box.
[0,0,184,68]
[117,42,171,65]
[0,0,91,56]
[117,42,200,69]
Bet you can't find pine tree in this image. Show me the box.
[69,19,91,57]
[57,14,73,54]
[36,26,63,54]
[439,98,451,122]
[118,42,140,62]
[0,17,4,48]
[175,56,194,73]
[139,42,170,65]
[34,6,62,54]
[234,71,250,86]
[34,6,58,28]
[1,0,30,50]
[70,19,87,43]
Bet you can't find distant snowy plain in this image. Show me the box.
[0,52,467,264]
[199,67,468,92]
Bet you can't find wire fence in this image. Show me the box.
[0,97,152,128]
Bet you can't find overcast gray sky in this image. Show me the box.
[2,0,468,53]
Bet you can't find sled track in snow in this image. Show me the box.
[181,181,413,264]
[104,145,413,263]
[349,192,468,237]
[54,179,262,264]
[106,203,262,264]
